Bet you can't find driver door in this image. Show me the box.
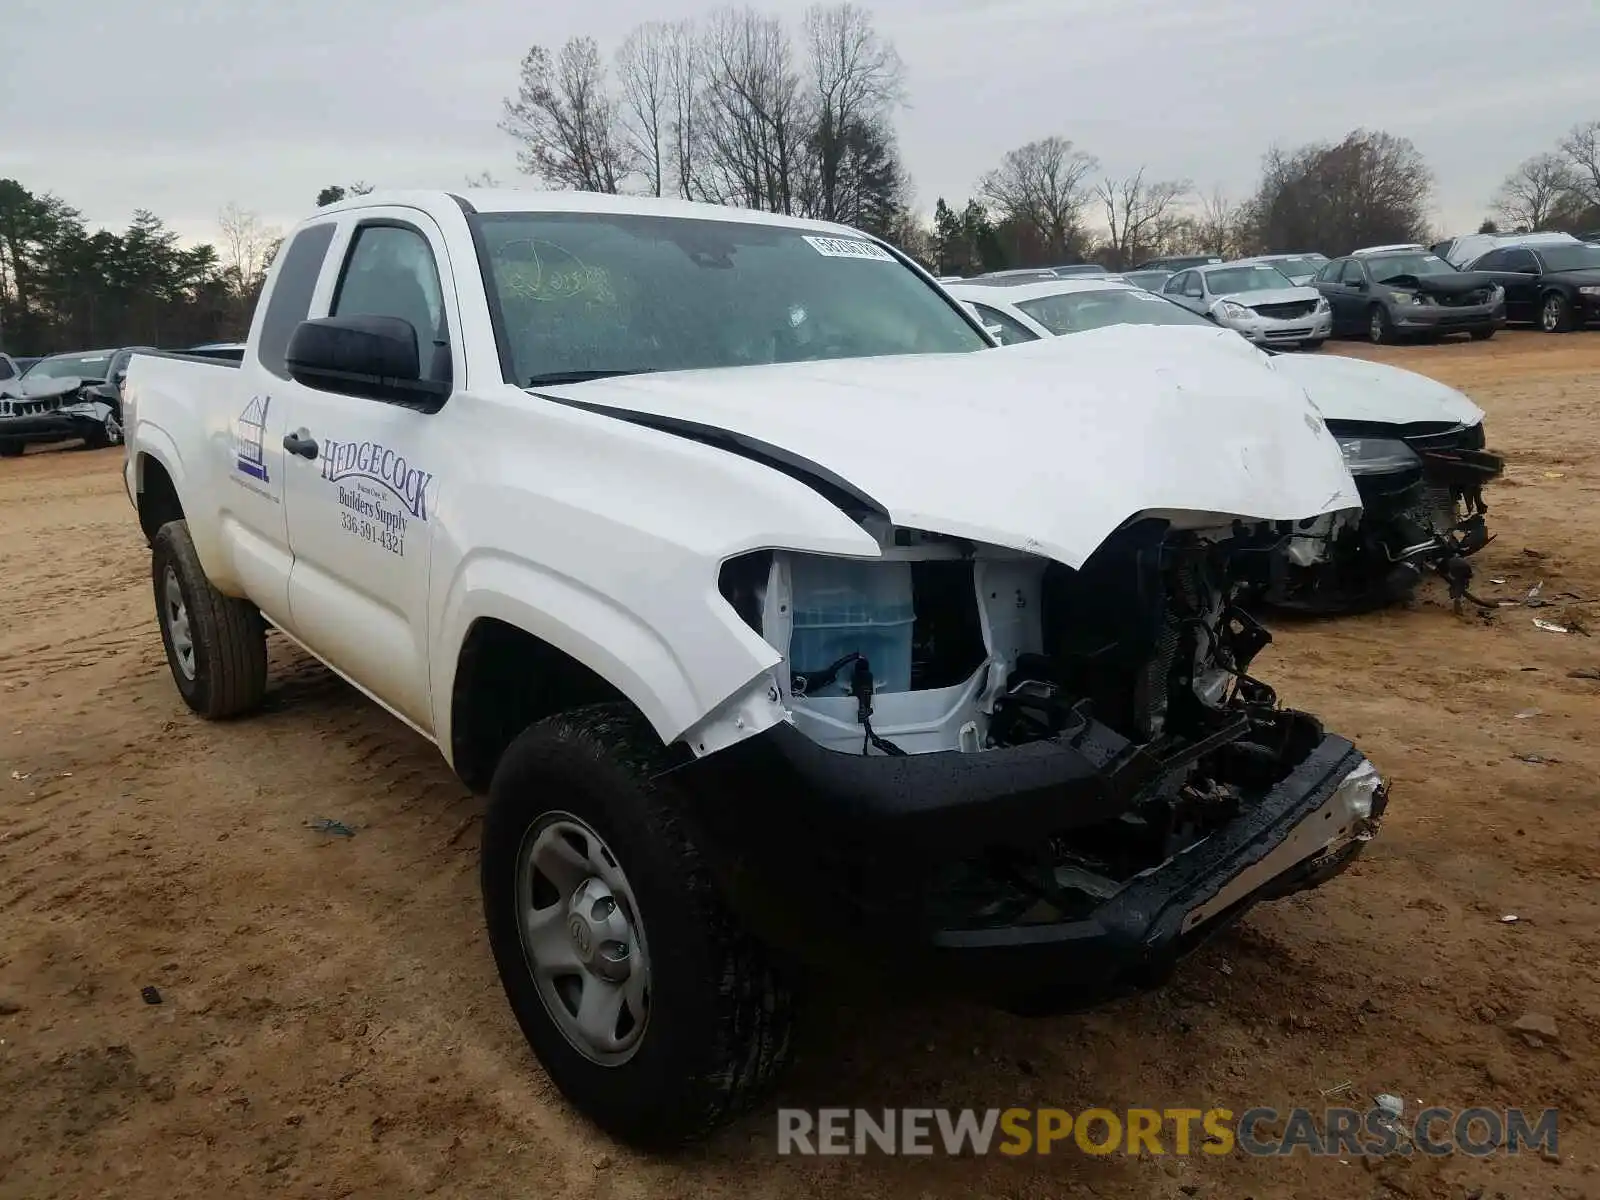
[278,212,458,731]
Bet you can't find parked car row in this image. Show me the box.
[943,227,1600,341]
[0,341,239,457]
[121,188,1507,1150]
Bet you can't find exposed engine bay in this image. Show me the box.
[1264,419,1505,613]
[716,516,1377,927]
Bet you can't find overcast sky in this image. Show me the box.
[4,0,1598,247]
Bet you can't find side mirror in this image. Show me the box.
[1349,278,1367,290]
[285,315,451,412]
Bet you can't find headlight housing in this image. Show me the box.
[1215,300,1253,321]
[1388,290,1426,306]
[1579,286,1600,297]
[1314,297,1331,313]
[1336,436,1421,476]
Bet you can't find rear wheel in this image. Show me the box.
[481,703,794,1148]
[1540,291,1574,333]
[151,521,268,718]
[1368,305,1394,345]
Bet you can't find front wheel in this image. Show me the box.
[1368,305,1394,345]
[151,521,268,718]
[1469,328,1496,342]
[1300,338,1325,351]
[0,443,23,458]
[481,703,794,1149]
[1540,291,1574,333]
[83,410,122,449]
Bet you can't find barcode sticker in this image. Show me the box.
[803,235,895,261]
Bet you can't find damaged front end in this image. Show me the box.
[1265,419,1505,613]
[678,515,1387,1011]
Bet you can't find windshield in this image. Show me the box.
[1121,270,1172,291]
[1366,253,1455,282]
[22,352,113,381]
[475,212,988,386]
[1538,244,1600,272]
[1264,255,1326,277]
[1016,287,1214,335]
[1202,265,1296,294]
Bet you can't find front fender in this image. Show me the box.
[430,550,783,756]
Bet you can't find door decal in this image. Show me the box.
[233,395,272,487]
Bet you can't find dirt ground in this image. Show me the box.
[2,331,1597,1200]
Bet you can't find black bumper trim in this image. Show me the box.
[673,716,1376,1005]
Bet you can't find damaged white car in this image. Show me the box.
[121,190,1389,1147]
[951,275,1505,612]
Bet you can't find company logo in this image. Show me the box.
[318,438,432,520]
[234,395,270,481]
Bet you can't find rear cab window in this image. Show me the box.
[256,223,339,380]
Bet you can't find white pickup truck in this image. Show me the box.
[122,189,1388,1148]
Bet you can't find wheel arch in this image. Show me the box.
[135,449,186,545]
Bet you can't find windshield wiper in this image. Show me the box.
[525,368,658,387]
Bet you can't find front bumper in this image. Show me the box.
[0,412,102,447]
[1220,309,1332,345]
[673,714,1385,1006]
[1389,299,1505,334]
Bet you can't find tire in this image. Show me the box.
[83,410,122,450]
[1368,305,1394,345]
[1539,291,1574,333]
[1300,338,1325,351]
[150,520,268,719]
[481,703,794,1149]
[0,443,23,458]
[1469,328,1496,342]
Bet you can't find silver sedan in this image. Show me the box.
[1162,261,1332,350]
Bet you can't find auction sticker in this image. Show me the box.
[803,235,894,261]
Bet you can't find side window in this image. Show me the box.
[332,224,451,384]
[1472,250,1505,271]
[1314,260,1341,283]
[1163,271,1187,295]
[0,356,14,382]
[1503,249,1538,274]
[971,303,1040,346]
[258,222,338,381]
[1184,273,1205,298]
[1340,259,1367,285]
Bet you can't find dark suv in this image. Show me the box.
[1311,252,1505,344]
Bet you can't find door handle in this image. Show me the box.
[283,430,319,459]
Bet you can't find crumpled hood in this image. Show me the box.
[536,324,1360,569]
[1265,352,1484,428]
[0,375,84,402]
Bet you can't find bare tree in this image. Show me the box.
[616,23,672,197]
[1193,186,1250,258]
[664,19,705,200]
[217,203,281,300]
[802,3,904,223]
[1096,168,1190,267]
[1559,119,1600,209]
[699,7,806,213]
[501,38,633,193]
[980,137,1099,259]
[1492,152,1580,231]
[1246,130,1433,255]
